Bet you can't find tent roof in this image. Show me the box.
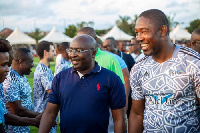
[102,25,133,41]
[169,24,191,40]
[39,27,72,43]
[6,28,36,45]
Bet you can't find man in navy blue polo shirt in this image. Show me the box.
[38,34,126,133]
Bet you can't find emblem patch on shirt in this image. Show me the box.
[149,94,175,105]
[97,83,101,91]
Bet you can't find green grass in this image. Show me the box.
[27,57,60,133]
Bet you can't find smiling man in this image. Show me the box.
[3,48,41,133]
[128,9,200,133]
[38,34,126,133]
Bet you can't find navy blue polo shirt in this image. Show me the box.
[49,63,126,133]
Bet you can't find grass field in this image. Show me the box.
[27,57,60,133]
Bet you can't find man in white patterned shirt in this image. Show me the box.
[54,42,71,76]
[3,48,41,133]
[33,41,56,133]
[129,9,200,133]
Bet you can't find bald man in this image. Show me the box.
[38,35,126,133]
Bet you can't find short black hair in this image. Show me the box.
[58,42,70,52]
[106,37,117,45]
[192,29,200,35]
[139,9,169,35]
[78,27,97,39]
[14,48,31,60]
[0,39,12,52]
[36,41,54,59]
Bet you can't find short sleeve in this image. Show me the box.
[194,59,200,98]
[48,74,60,105]
[41,70,52,91]
[3,78,20,103]
[130,66,144,100]
[109,74,126,110]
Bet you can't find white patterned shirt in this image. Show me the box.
[3,68,33,133]
[33,63,54,113]
[54,57,71,76]
[130,45,200,133]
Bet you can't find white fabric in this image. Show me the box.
[6,28,36,45]
[56,54,62,65]
[169,24,191,40]
[102,25,133,41]
[39,26,72,43]
[131,52,145,62]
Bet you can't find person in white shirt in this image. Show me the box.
[129,38,145,62]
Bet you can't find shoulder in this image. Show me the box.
[100,67,119,78]
[35,63,49,73]
[179,46,200,60]
[55,67,72,78]
[7,71,19,83]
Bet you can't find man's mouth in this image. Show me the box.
[141,44,149,51]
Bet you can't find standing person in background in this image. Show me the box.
[3,48,41,133]
[129,38,145,62]
[102,37,135,119]
[38,35,126,133]
[128,9,200,133]
[33,41,56,133]
[54,42,71,76]
[103,37,135,72]
[118,41,126,52]
[191,29,200,54]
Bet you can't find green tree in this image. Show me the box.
[116,15,132,35]
[76,21,94,31]
[29,28,44,44]
[186,19,200,33]
[65,24,77,38]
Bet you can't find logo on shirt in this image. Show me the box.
[149,94,175,105]
[97,83,101,91]
[168,69,184,76]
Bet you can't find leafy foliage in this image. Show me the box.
[186,19,200,33]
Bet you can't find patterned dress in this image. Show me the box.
[3,68,33,133]
[130,45,200,133]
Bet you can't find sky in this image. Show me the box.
[0,0,199,33]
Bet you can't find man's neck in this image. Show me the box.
[153,41,175,63]
[134,50,141,55]
[11,65,23,76]
[40,58,50,67]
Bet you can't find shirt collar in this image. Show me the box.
[10,67,22,77]
[71,61,101,75]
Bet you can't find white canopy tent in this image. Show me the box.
[6,28,36,45]
[102,25,133,41]
[169,24,191,41]
[39,27,72,43]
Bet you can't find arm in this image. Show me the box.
[7,100,40,118]
[122,67,130,111]
[112,108,126,133]
[128,99,145,133]
[38,102,59,133]
[5,113,41,127]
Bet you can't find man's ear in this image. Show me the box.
[18,59,24,66]
[160,25,168,37]
[92,49,97,58]
[191,41,196,46]
[43,50,47,57]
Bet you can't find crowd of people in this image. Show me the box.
[0,9,200,133]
